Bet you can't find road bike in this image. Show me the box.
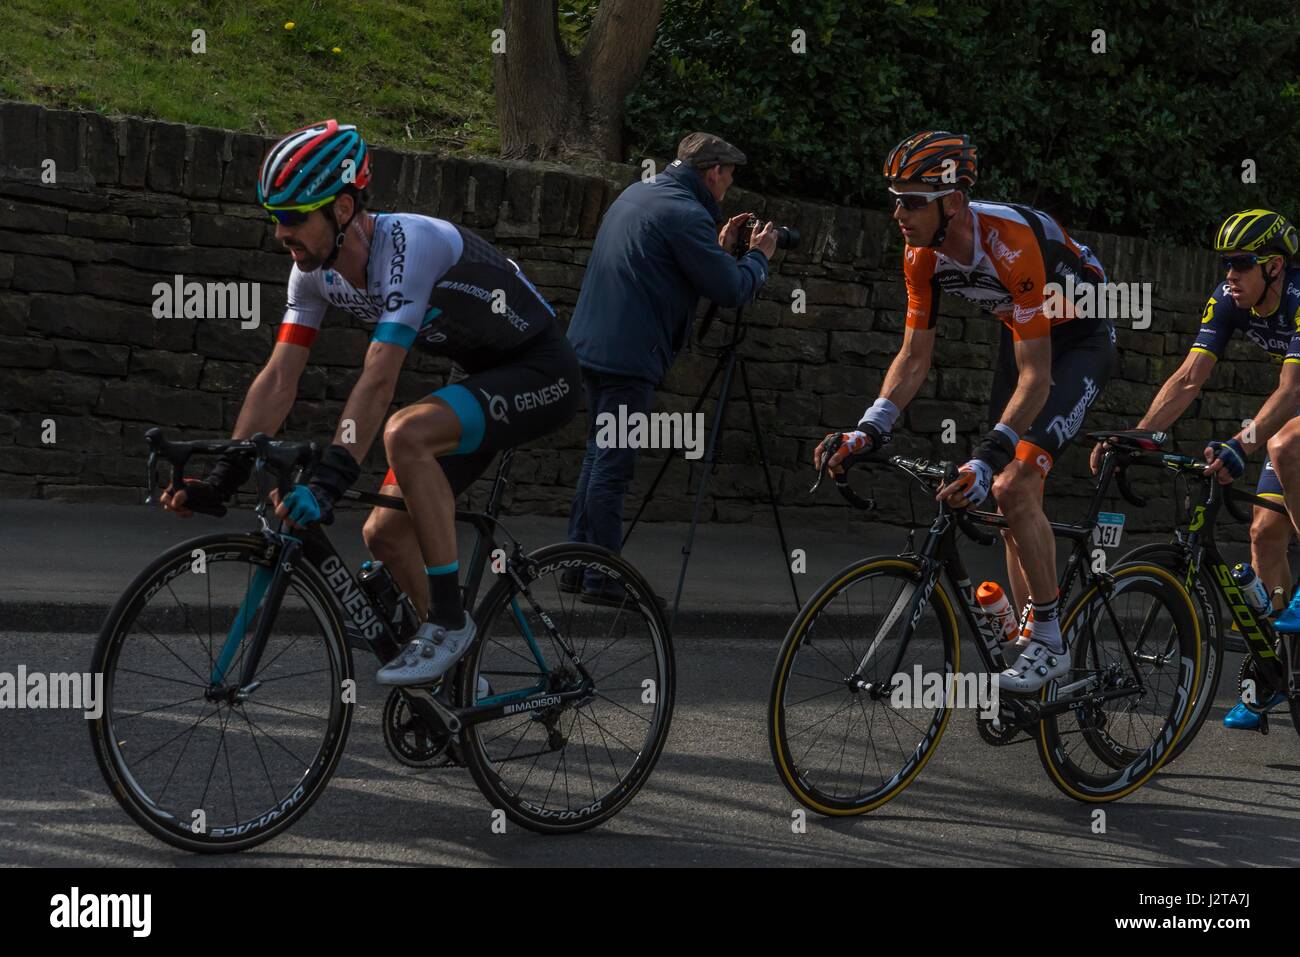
[90,430,674,851]
[1117,448,1300,745]
[768,430,1200,815]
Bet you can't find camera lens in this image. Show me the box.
[775,226,801,250]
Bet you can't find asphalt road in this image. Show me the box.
[2,629,1298,867]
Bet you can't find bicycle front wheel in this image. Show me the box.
[458,543,674,834]
[769,557,960,816]
[89,533,353,852]
[1037,562,1200,802]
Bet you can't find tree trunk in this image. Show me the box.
[495,0,569,160]
[570,0,664,159]
[495,0,663,162]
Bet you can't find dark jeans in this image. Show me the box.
[568,368,656,587]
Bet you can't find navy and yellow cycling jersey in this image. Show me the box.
[1190,265,1300,363]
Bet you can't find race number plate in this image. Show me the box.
[1094,511,1126,549]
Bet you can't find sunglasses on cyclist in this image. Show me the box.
[266,195,337,226]
[1221,253,1277,273]
[889,187,959,211]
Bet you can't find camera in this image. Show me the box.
[734,215,800,255]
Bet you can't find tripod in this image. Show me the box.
[623,303,801,630]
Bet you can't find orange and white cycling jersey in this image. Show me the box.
[903,201,1105,341]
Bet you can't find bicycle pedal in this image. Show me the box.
[1258,712,1270,736]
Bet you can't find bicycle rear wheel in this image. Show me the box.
[458,543,673,834]
[1117,542,1222,762]
[89,533,353,852]
[769,557,960,815]
[1037,562,1199,802]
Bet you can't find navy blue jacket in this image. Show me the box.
[567,160,770,384]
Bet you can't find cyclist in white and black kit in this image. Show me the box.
[162,119,579,686]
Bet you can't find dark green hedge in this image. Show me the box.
[622,0,1300,245]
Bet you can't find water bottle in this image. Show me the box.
[976,581,1018,641]
[1232,563,1271,615]
[358,560,418,636]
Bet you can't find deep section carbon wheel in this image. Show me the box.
[1037,562,1199,803]
[89,533,352,852]
[458,544,674,833]
[769,557,960,816]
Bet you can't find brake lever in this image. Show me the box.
[145,450,159,505]
[810,434,842,494]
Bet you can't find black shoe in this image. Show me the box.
[559,568,582,594]
[579,582,630,607]
[580,582,669,613]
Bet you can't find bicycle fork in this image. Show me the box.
[850,559,941,698]
[209,535,303,699]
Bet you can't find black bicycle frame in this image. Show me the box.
[1178,477,1290,687]
[212,448,590,734]
[863,448,1148,713]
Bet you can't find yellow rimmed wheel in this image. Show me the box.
[769,557,960,816]
[1036,562,1200,802]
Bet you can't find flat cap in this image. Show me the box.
[677,132,747,169]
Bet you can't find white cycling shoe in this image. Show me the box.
[376,613,476,687]
[997,638,1070,693]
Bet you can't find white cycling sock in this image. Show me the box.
[1027,594,1063,653]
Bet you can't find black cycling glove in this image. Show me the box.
[176,449,253,516]
[286,443,361,526]
[971,428,1016,473]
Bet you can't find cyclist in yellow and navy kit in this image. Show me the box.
[1089,209,1300,730]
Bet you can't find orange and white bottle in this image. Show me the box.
[976,581,1018,642]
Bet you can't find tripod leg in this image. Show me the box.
[623,360,725,547]
[739,360,801,610]
[669,350,737,631]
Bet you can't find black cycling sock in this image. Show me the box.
[1032,594,1059,619]
[425,562,463,630]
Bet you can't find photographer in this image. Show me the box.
[565,132,778,602]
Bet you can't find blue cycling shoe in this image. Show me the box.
[1223,694,1286,731]
[1272,593,1300,633]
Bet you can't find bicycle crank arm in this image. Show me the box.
[405,687,462,736]
[1035,686,1140,719]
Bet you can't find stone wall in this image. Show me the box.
[0,101,1266,538]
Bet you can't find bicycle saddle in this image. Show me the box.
[1085,429,1168,451]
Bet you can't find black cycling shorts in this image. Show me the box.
[988,319,1118,478]
[381,324,581,496]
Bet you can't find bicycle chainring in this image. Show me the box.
[975,702,1031,746]
[382,687,456,768]
[1237,653,1285,715]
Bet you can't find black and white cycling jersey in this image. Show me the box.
[276,212,555,372]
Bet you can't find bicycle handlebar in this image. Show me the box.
[814,446,999,547]
[144,428,320,516]
[811,431,1287,545]
[1119,448,1286,524]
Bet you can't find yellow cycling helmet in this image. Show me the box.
[1214,209,1299,259]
